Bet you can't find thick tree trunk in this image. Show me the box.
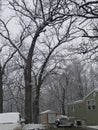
[0,64,3,113]
[62,88,65,115]
[62,102,65,115]
[24,63,32,124]
[33,86,40,123]
[24,31,40,124]
[33,98,39,123]
[24,24,48,124]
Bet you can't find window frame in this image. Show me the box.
[87,99,96,110]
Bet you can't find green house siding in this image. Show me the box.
[84,92,98,125]
[67,89,98,125]
[68,102,86,121]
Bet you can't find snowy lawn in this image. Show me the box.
[87,126,98,129]
[23,124,45,130]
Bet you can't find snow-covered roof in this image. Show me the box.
[40,110,56,114]
[0,112,20,124]
[68,100,83,105]
[84,88,98,100]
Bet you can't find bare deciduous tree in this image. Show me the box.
[0,0,77,123]
[0,44,23,113]
[68,0,98,57]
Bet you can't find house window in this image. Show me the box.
[78,104,81,108]
[87,100,91,110]
[87,99,96,110]
[92,99,96,109]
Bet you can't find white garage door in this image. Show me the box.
[48,113,56,123]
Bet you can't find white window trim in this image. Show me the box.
[87,99,96,110]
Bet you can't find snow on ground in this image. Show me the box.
[23,124,45,130]
[87,126,98,129]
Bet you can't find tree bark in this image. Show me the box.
[33,85,40,123]
[61,87,65,115]
[24,24,48,123]
[0,64,3,113]
[33,98,39,123]
[24,61,32,124]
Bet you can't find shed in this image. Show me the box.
[40,110,57,124]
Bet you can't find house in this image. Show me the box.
[67,88,98,125]
[40,110,57,124]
